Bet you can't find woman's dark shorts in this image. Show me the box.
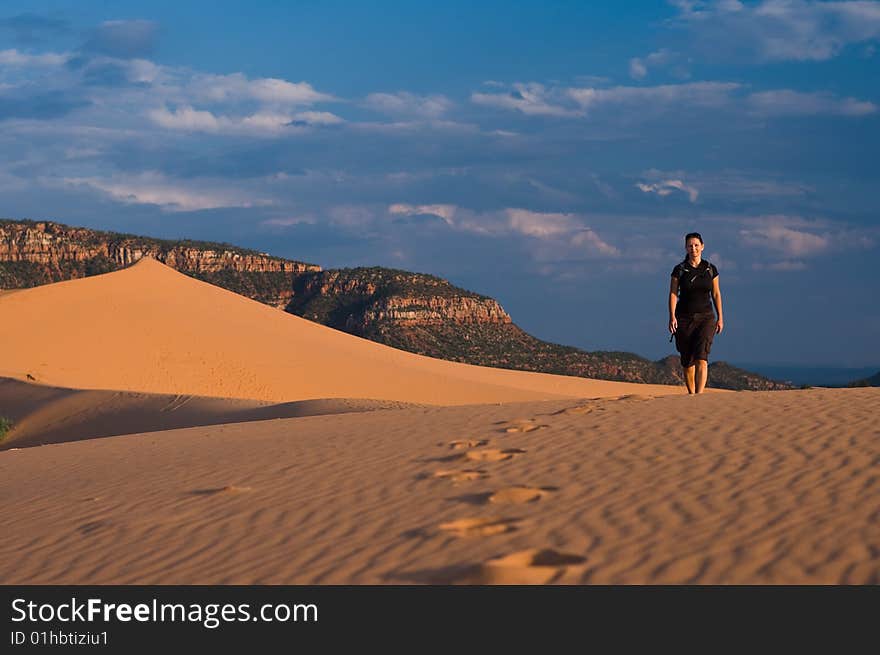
[674,312,717,367]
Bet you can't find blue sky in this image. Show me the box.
[2,1,879,367]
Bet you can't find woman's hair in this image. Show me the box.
[684,232,703,244]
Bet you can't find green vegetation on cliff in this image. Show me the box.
[0,218,270,258]
[190,270,300,308]
[287,267,491,325]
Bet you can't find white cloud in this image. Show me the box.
[147,105,344,135]
[260,216,317,227]
[471,82,581,117]
[288,111,344,125]
[570,228,621,256]
[0,53,341,136]
[49,54,168,88]
[739,220,830,256]
[85,19,158,59]
[471,80,739,118]
[239,111,303,131]
[148,105,223,131]
[364,92,452,118]
[503,209,620,255]
[505,208,581,238]
[383,205,618,255]
[63,172,269,212]
[671,0,880,62]
[187,72,335,105]
[388,203,457,225]
[569,81,741,113]
[668,0,705,15]
[637,179,700,202]
[124,58,162,84]
[707,251,736,271]
[573,75,613,86]
[0,49,68,67]
[522,178,580,204]
[760,260,808,271]
[629,48,680,79]
[472,79,873,123]
[327,205,376,228]
[349,119,479,134]
[646,48,676,65]
[746,89,877,116]
[250,78,333,104]
[640,168,813,199]
[629,58,648,80]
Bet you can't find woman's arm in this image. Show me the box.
[669,276,679,333]
[712,276,724,334]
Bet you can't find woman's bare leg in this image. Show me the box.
[683,365,696,394]
[695,359,708,393]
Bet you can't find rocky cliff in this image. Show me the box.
[0,219,320,307]
[286,268,511,333]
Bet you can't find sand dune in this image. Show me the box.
[1,387,877,584]
[0,257,688,405]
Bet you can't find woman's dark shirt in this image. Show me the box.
[671,259,718,317]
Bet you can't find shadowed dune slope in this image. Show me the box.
[0,377,421,450]
[0,257,689,404]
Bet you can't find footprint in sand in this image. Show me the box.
[489,485,557,504]
[499,419,548,434]
[409,548,588,584]
[447,439,490,450]
[474,548,588,584]
[616,394,654,401]
[437,517,520,537]
[465,448,526,463]
[433,469,490,482]
[565,394,652,411]
[554,403,594,416]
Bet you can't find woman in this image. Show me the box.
[668,232,724,394]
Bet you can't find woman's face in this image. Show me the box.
[686,237,704,259]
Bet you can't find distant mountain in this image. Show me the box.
[730,364,880,388]
[849,371,880,387]
[0,218,793,391]
[705,361,795,392]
